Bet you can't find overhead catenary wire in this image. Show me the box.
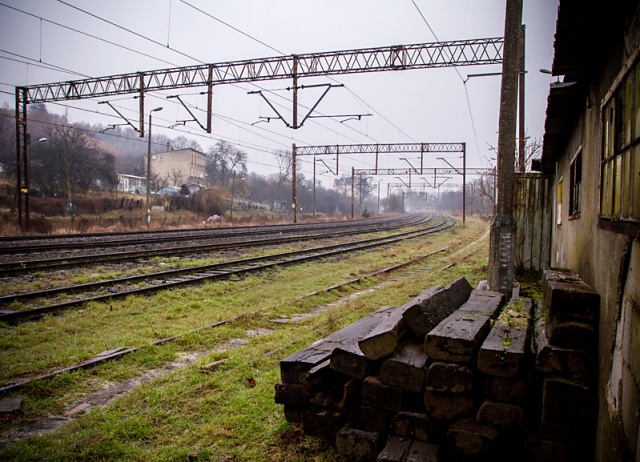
[52,0,383,150]
[1,2,457,181]
[2,1,383,153]
[410,0,483,162]
[0,3,181,69]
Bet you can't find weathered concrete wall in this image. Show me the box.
[549,8,640,460]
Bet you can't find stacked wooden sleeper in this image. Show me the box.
[276,277,542,461]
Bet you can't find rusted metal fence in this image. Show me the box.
[513,173,552,272]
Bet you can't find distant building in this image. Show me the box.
[157,186,181,196]
[148,148,206,188]
[117,173,146,194]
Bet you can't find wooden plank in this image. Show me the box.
[423,290,503,363]
[542,377,595,417]
[274,382,310,407]
[309,377,359,411]
[301,407,345,438]
[447,419,501,459]
[425,361,474,394]
[459,290,505,317]
[390,411,437,443]
[402,277,473,338]
[380,341,430,393]
[477,298,532,378]
[377,436,439,462]
[541,269,600,350]
[377,435,410,462]
[349,404,389,434]
[359,306,409,361]
[281,305,395,383]
[335,425,381,461]
[283,405,303,424]
[424,391,474,420]
[362,376,403,412]
[477,399,524,430]
[485,375,527,403]
[534,311,596,382]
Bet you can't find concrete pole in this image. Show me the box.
[518,24,526,173]
[351,167,355,219]
[292,143,297,223]
[146,106,163,229]
[488,0,522,296]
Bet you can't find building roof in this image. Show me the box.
[155,147,206,156]
[540,0,633,173]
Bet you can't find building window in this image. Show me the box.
[557,176,563,226]
[600,57,640,236]
[569,149,582,218]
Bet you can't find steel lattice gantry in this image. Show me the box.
[292,142,469,222]
[353,166,493,224]
[15,37,503,230]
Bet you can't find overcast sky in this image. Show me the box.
[0,0,559,189]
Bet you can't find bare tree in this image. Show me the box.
[273,149,292,192]
[0,106,16,176]
[149,172,169,194]
[473,171,496,218]
[168,168,185,187]
[487,135,542,173]
[170,136,203,152]
[206,141,248,188]
[32,124,116,204]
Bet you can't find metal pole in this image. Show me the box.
[146,106,163,229]
[313,156,316,217]
[230,171,235,220]
[359,173,363,213]
[292,56,298,129]
[377,180,381,214]
[16,89,28,232]
[292,143,297,223]
[462,143,466,227]
[351,167,355,219]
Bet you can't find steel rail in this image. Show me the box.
[0,216,455,323]
[0,214,419,254]
[0,215,428,274]
[0,246,451,394]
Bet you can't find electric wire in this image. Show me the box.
[3,2,407,178]
[0,3,181,69]
[410,0,483,163]
[52,0,379,149]
[0,51,87,78]
[175,1,410,143]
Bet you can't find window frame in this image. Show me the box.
[569,146,582,219]
[599,45,640,238]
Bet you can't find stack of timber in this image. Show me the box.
[528,269,600,461]
[277,276,547,460]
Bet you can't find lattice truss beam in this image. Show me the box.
[295,143,465,156]
[22,38,503,103]
[355,168,492,176]
[295,142,467,176]
[15,37,503,230]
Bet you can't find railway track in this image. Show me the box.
[0,214,427,275]
[0,246,458,395]
[0,214,419,256]
[0,215,455,323]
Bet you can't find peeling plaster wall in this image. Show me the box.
[548,8,640,461]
